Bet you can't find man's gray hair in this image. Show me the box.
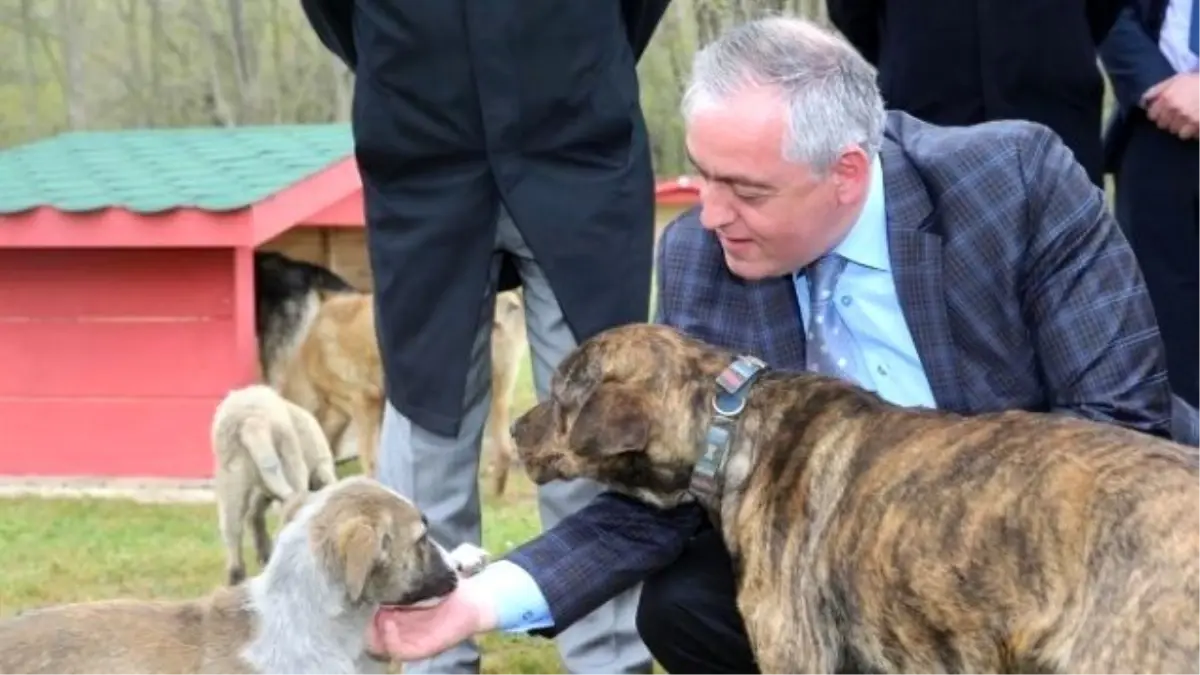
[681,16,887,173]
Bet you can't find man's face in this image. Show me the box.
[684,85,870,280]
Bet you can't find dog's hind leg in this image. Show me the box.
[249,491,275,568]
[217,481,252,585]
[352,399,383,478]
[485,310,523,497]
[484,384,515,497]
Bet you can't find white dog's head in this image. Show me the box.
[281,477,466,609]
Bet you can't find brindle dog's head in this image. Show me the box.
[511,324,732,507]
[297,477,460,609]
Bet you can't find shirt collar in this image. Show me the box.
[794,154,890,282]
[830,153,890,272]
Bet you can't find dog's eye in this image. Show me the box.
[380,532,392,553]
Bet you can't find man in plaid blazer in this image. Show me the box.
[369,17,1187,673]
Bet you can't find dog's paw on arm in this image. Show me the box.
[448,543,490,578]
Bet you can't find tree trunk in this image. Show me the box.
[55,0,87,130]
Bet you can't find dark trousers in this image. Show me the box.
[1113,116,1200,407]
[635,526,758,673]
[634,457,1200,672]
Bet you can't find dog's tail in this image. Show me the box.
[240,419,309,501]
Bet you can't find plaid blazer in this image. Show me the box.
[506,110,1176,635]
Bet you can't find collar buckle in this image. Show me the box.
[691,354,768,501]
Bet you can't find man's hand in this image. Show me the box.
[1142,73,1199,140]
[366,576,498,662]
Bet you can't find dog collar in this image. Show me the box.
[690,354,768,505]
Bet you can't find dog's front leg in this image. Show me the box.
[447,543,490,577]
[740,590,839,674]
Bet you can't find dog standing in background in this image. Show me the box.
[212,384,338,586]
[0,477,489,674]
[277,290,386,478]
[253,251,358,390]
[254,251,528,492]
[512,323,1200,674]
[485,289,527,496]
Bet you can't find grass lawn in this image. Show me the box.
[0,355,567,674]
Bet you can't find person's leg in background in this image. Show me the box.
[376,240,503,674]
[1114,117,1200,407]
[497,209,654,674]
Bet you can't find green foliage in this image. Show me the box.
[0,0,834,177]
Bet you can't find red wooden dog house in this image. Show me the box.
[0,125,364,482]
[0,125,701,484]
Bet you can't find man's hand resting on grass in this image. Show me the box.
[367,575,498,662]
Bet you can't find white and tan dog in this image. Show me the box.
[212,384,339,585]
[0,477,489,674]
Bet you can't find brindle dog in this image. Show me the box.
[510,323,1200,674]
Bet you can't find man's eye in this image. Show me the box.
[736,192,767,204]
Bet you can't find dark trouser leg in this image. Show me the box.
[635,526,759,674]
[1114,117,1200,407]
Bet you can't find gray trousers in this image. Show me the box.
[378,209,651,674]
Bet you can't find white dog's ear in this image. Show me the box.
[335,517,378,603]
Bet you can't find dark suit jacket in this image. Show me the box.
[505,110,1175,634]
[1098,0,1177,171]
[300,0,670,437]
[827,0,1125,187]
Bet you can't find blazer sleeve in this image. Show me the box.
[1017,125,1174,438]
[826,0,883,64]
[301,0,358,71]
[622,0,673,61]
[503,229,705,633]
[502,492,705,636]
[1098,4,1176,111]
[1086,0,1127,44]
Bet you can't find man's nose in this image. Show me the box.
[697,183,733,231]
[699,203,734,231]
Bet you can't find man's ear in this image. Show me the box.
[567,385,651,457]
[334,517,379,603]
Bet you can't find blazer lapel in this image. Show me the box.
[748,275,807,371]
[881,140,968,412]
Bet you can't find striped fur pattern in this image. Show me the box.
[511,323,1200,674]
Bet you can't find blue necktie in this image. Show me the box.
[1190,0,1198,55]
[805,254,867,386]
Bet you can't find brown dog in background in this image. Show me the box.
[277,291,385,478]
[485,290,527,496]
[0,477,486,674]
[511,323,1200,674]
[275,285,527,491]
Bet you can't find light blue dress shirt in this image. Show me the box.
[1157,0,1199,73]
[793,155,937,410]
[466,559,554,632]
[479,155,938,634]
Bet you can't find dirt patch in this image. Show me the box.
[0,476,215,504]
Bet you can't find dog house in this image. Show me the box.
[0,125,700,485]
[0,125,366,483]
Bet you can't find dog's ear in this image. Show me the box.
[335,517,379,603]
[567,385,650,457]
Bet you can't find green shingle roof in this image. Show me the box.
[0,124,354,215]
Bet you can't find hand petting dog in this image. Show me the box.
[367,544,497,662]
